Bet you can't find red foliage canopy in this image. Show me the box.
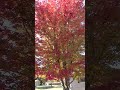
[35,0,85,80]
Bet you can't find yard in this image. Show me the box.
[35,85,63,90]
[35,81,85,90]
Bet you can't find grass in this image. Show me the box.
[35,85,63,90]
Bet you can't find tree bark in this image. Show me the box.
[63,87,69,90]
[61,78,70,90]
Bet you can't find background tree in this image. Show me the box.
[86,0,120,89]
[35,0,85,90]
[0,0,34,89]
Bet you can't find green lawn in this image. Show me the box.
[36,87,62,90]
[35,85,63,90]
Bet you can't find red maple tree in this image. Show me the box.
[35,0,85,90]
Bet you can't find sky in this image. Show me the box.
[0,19,15,31]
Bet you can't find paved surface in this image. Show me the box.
[70,82,85,90]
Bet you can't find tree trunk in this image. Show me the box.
[61,79,70,90]
[63,87,69,90]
